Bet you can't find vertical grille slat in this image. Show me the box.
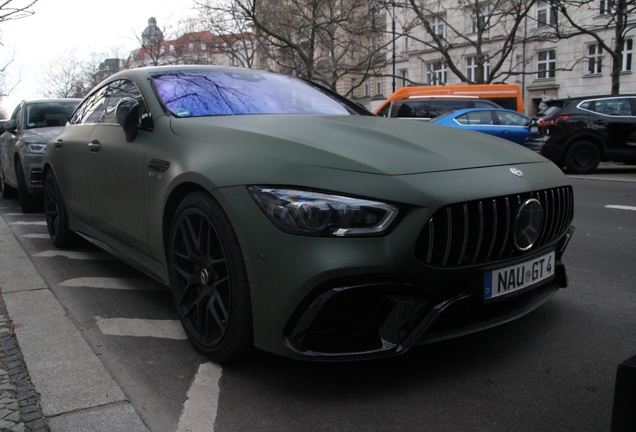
[414,186,574,268]
[498,197,511,259]
[472,201,484,264]
[442,207,452,266]
[457,204,469,265]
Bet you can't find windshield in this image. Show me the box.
[152,70,353,117]
[25,101,79,129]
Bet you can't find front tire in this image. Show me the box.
[15,158,42,212]
[44,170,77,247]
[168,192,253,362]
[565,141,600,174]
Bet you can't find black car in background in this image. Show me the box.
[0,99,80,211]
[526,95,636,174]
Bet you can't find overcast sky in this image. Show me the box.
[0,0,197,114]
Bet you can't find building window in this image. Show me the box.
[587,44,603,75]
[376,77,383,95]
[188,43,194,51]
[160,46,166,54]
[201,43,207,50]
[427,61,447,84]
[471,5,490,33]
[169,44,175,52]
[466,56,490,82]
[537,1,557,27]
[599,0,615,14]
[622,39,633,72]
[537,50,556,79]
[431,15,446,39]
[402,34,410,53]
[399,69,409,88]
[364,78,370,96]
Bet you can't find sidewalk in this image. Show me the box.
[0,214,149,431]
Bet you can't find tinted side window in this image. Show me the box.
[495,111,528,126]
[592,98,633,116]
[462,110,494,125]
[101,80,148,125]
[70,88,108,125]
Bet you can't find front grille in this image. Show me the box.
[414,186,573,267]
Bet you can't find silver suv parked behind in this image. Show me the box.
[526,95,636,174]
[0,99,80,212]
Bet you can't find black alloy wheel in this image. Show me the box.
[565,141,601,174]
[169,192,253,362]
[43,170,76,247]
[0,167,17,199]
[15,158,42,213]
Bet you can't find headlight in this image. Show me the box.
[248,187,399,237]
[27,143,47,154]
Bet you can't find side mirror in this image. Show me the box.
[3,119,17,133]
[115,97,140,142]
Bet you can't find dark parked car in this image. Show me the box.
[431,108,531,145]
[376,96,501,120]
[0,99,81,211]
[526,95,636,174]
[43,65,574,362]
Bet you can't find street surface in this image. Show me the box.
[0,162,634,431]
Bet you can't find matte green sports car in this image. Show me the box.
[43,66,574,362]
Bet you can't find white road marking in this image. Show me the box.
[59,277,167,291]
[9,221,47,226]
[95,317,187,340]
[34,250,115,260]
[176,362,222,432]
[5,213,43,216]
[21,233,51,239]
[605,205,636,211]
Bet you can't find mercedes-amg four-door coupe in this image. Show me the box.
[42,66,574,362]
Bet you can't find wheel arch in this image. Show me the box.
[162,181,210,256]
[564,135,606,160]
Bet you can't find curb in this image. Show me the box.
[0,294,47,432]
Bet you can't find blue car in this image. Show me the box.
[431,108,531,145]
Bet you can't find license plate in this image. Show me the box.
[484,251,555,300]
[530,126,539,133]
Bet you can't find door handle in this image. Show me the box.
[54,140,63,148]
[88,140,101,152]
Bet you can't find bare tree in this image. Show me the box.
[0,0,38,25]
[403,0,544,84]
[196,0,387,95]
[39,48,87,98]
[0,0,39,101]
[40,47,127,98]
[548,0,636,94]
[190,4,257,67]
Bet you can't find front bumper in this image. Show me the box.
[216,163,574,360]
[22,153,44,195]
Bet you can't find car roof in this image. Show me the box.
[549,94,636,103]
[433,107,528,121]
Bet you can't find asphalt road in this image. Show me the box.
[0,163,634,431]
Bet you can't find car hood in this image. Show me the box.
[17,126,64,143]
[170,115,546,175]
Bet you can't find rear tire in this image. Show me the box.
[565,141,600,174]
[168,192,254,362]
[15,158,42,212]
[44,170,78,247]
